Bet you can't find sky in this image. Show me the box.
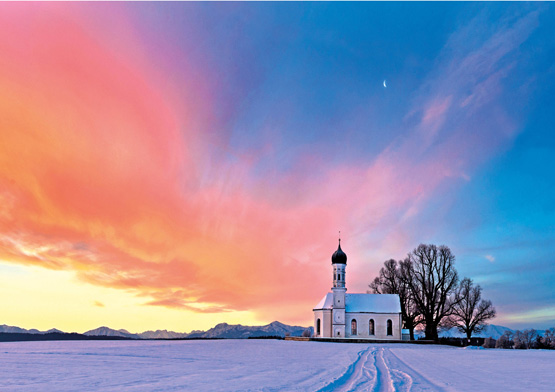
[0,3,554,333]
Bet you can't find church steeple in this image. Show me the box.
[331,234,347,288]
[331,238,347,265]
[331,234,347,337]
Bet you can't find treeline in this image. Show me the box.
[484,328,555,350]
[370,244,496,341]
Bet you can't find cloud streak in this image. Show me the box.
[0,4,542,325]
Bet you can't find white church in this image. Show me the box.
[313,239,403,340]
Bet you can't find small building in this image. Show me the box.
[313,240,402,340]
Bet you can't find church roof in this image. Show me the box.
[345,294,401,313]
[313,293,334,310]
[313,293,401,313]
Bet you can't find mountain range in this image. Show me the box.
[0,325,65,335]
[415,324,545,340]
[1,321,311,340]
[2,322,543,340]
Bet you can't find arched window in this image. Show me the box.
[316,319,321,336]
[351,319,357,336]
[369,319,375,335]
[387,319,393,336]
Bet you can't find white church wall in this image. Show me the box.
[313,310,332,338]
[332,323,345,338]
[344,313,401,340]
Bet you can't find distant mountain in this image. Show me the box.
[138,330,189,339]
[1,321,314,340]
[83,326,140,339]
[0,324,56,334]
[3,321,548,341]
[81,321,310,339]
[415,324,514,340]
[0,325,39,334]
[187,321,311,339]
[45,328,64,334]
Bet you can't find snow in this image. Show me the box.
[0,340,553,391]
[345,294,401,313]
[314,293,334,309]
[314,293,401,313]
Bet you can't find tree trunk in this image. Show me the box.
[425,322,438,341]
[466,330,472,340]
[405,319,416,341]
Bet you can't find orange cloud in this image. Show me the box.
[0,3,525,327]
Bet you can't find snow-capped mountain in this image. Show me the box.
[0,325,40,334]
[0,325,58,334]
[80,321,310,339]
[21,322,547,341]
[415,324,514,340]
[45,328,64,334]
[187,321,311,339]
[83,326,139,339]
[138,330,189,339]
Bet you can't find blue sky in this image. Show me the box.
[0,2,553,331]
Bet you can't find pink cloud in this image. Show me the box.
[0,4,539,325]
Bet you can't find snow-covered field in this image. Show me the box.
[0,340,552,391]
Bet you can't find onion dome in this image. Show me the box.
[331,239,347,264]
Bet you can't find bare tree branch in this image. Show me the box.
[449,277,496,339]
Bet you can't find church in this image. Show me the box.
[313,239,403,340]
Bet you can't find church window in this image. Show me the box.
[369,319,375,335]
[316,319,321,335]
[387,319,393,336]
[351,319,357,335]
[338,274,341,280]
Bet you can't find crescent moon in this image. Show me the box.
[383,80,387,88]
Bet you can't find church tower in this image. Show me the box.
[331,237,347,337]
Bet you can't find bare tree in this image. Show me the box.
[541,328,555,349]
[449,278,496,339]
[495,330,513,349]
[369,259,421,340]
[523,329,537,349]
[400,244,459,340]
[482,337,496,348]
[513,330,527,349]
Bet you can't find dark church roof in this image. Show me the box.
[331,240,347,264]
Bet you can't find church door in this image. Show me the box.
[351,319,357,336]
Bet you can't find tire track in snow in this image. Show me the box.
[318,346,400,392]
[381,348,413,392]
[384,347,457,392]
[317,346,376,392]
[371,347,394,392]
